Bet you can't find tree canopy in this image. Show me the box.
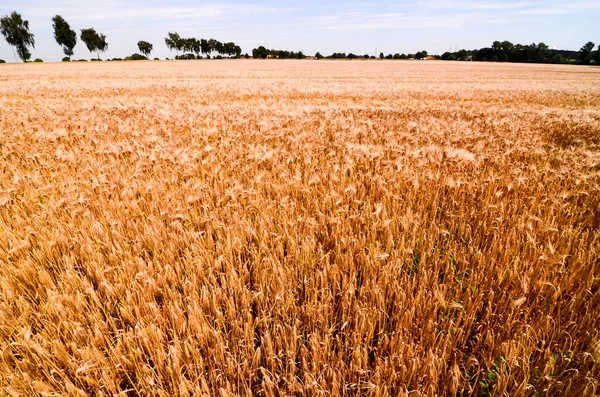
[579,41,595,64]
[137,41,153,57]
[0,11,35,62]
[164,32,183,55]
[80,28,108,60]
[164,33,241,59]
[52,15,76,60]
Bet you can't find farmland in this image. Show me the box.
[0,60,599,396]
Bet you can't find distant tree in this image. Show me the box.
[475,47,493,62]
[200,39,210,56]
[385,54,393,59]
[165,32,183,56]
[0,11,35,62]
[207,38,216,55]
[348,53,357,59]
[492,41,502,54]
[400,53,407,59]
[137,41,153,57]
[379,52,384,59]
[97,34,108,59]
[215,40,224,55]
[536,42,550,63]
[252,46,269,59]
[597,44,600,64]
[579,41,595,64]
[222,42,238,58]
[501,41,515,59]
[80,28,107,60]
[315,51,324,59]
[52,15,76,60]
[81,29,96,55]
[457,49,468,60]
[415,51,423,59]
[188,38,201,58]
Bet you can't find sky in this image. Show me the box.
[0,0,598,62]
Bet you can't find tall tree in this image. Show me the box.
[208,38,220,55]
[165,32,183,56]
[597,44,600,64]
[200,38,210,56]
[0,11,35,62]
[182,37,200,57]
[80,28,108,60]
[96,33,108,59]
[52,15,76,60]
[579,41,595,64]
[190,38,201,58]
[137,41,153,57]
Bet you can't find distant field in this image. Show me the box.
[1,60,599,396]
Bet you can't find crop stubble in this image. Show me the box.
[0,60,599,395]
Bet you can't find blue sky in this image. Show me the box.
[0,0,598,61]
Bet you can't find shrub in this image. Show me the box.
[130,53,148,61]
[0,59,6,63]
[34,58,44,63]
[90,58,102,62]
[62,57,70,62]
[76,59,88,62]
[154,58,160,61]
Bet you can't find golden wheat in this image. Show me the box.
[0,60,599,396]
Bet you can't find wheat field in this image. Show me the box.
[0,60,599,396]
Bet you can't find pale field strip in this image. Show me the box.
[0,60,599,395]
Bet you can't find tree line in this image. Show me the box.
[0,11,243,62]
[1,10,598,65]
[164,32,242,59]
[441,41,599,65]
[248,42,598,65]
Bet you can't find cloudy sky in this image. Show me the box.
[0,0,598,62]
